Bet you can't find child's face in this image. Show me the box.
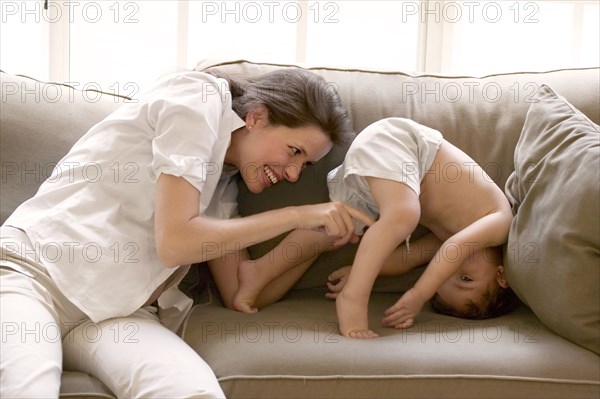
[435,248,507,314]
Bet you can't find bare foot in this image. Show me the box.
[232,260,264,314]
[336,291,379,339]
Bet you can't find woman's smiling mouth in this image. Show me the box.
[264,165,279,185]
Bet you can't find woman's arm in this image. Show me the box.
[154,174,373,267]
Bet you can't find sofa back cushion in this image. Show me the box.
[196,60,600,290]
[0,72,126,223]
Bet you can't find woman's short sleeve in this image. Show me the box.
[145,72,231,194]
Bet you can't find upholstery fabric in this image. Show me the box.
[184,289,600,399]
[0,72,125,223]
[504,85,600,354]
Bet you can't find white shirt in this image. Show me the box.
[327,118,443,235]
[5,71,245,322]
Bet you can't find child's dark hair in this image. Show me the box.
[431,285,520,320]
[203,67,353,145]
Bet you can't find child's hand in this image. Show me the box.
[382,288,426,329]
[325,265,352,299]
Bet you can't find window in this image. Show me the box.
[1,0,50,80]
[304,1,419,71]
[69,1,179,95]
[441,0,600,75]
[1,1,598,94]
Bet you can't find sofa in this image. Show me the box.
[1,60,598,398]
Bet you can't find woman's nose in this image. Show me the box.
[284,163,301,182]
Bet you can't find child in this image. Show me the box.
[230,117,516,339]
[325,117,515,338]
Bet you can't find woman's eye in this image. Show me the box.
[290,147,300,155]
[460,275,473,282]
[302,161,314,169]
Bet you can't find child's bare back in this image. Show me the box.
[419,139,512,243]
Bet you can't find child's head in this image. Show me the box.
[431,246,520,319]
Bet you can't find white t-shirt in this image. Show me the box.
[5,71,245,322]
[327,118,443,235]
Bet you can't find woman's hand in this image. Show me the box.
[325,265,352,299]
[294,202,373,248]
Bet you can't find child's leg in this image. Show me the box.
[326,233,442,299]
[208,249,248,309]
[62,307,225,398]
[233,229,334,312]
[250,256,316,309]
[380,232,442,276]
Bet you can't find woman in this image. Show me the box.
[0,67,371,398]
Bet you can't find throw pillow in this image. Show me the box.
[504,84,600,354]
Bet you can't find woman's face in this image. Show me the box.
[234,123,333,194]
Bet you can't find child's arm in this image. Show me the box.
[383,210,512,328]
[335,177,421,338]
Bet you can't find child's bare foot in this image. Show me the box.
[232,261,263,313]
[336,290,379,339]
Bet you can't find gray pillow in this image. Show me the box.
[504,84,600,354]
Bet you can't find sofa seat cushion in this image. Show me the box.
[183,289,600,399]
[59,371,115,398]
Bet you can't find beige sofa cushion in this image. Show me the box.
[504,85,600,354]
[184,289,600,399]
[0,72,126,224]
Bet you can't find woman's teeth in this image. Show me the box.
[264,165,278,184]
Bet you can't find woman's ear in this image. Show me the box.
[496,265,509,288]
[245,104,269,128]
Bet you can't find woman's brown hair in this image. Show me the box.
[204,67,353,145]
